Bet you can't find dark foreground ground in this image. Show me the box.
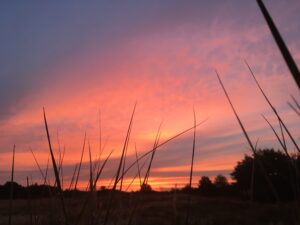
[0,192,297,225]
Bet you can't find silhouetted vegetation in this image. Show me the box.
[1,1,299,224]
[231,148,299,202]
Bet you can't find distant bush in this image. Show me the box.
[198,176,214,195]
[140,183,152,192]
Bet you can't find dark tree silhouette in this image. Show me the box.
[214,175,229,188]
[140,183,152,192]
[198,176,214,195]
[231,148,297,202]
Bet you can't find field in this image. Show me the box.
[1,1,300,225]
[0,192,295,225]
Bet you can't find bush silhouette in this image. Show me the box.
[198,176,214,195]
[231,148,297,202]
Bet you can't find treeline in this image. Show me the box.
[182,149,300,203]
[1,149,299,203]
[0,182,57,199]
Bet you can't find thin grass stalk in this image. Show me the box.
[53,143,65,188]
[245,60,300,153]
[91,110,103,190]
[118,115,135,225]
[288,102,300,117]
[263,115,300,213]
[8,144,15,225]
[55,131,63,188]
[185,108,197,225]
[256,0,300,89]
[279,119,287,150]
[75,149,114,225]
[188,108,197,188]
[88,141,93,192]
[44,156,50,185]
[93,137,109,189]
[107,176,114,190]
[291,95,300,110]
[120,133,130,191]
[143,122,162,186]
[74,132,87,190]
[69,164,78,190]
[125,122,205,224]
[262,115,291,159]
[216,70,279,202]
[135,143,142,188]
[127,128,162,225]
[93,149,115,190]
[60,146,66,190]
[103,103,136,225]
[31,149,54,202]
[43,107,68,225]
[88,141,95,225]
[125,157,148,192]
[94,137,108,173]
[246,61,300,203]
[118,118,208,184]
[250,139,259,202]
[118,136,131,225]
[30,148,47,182]
[57,130,62,165]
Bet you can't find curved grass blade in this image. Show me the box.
[244,60,300,153]
[216,71,279,202]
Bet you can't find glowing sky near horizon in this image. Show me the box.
[0,0,300,190]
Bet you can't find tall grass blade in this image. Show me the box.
[245,60,300,153]
[8,144,15,225]
[74,132,87,190]
[185,108,197,225]
[127,125,163,225]
[69,164,78,190]
[120,133,130,191]
[44,156,50,185]
[119,118,208,183]
[279,119,287,150]
[30,148,47,182]
[43,107,68,225]
[60,146,66,190]
[188,108,197,188]
[88,141,93,192]
[291,95,300,110]
[216,70,279,202]
[125,156,149,192]
[103,103,137,225]
[262,115,291,158]
[75,149,114,225]
[288,102,300,117]
[257,0,300,89]
[135,143,142,188]
[250,139,260,202]
[143,122,162,186]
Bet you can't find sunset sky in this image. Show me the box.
[0,0,300,190]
